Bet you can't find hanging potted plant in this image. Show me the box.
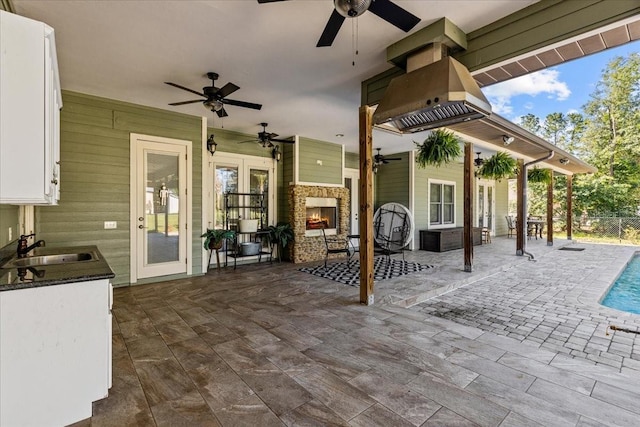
[527,167,552,184]
[266,222,294,262]
[478,151,517,180]
[414,129,462,168]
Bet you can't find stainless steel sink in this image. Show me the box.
[2,252,99,268]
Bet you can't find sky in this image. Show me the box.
[481,40,640,124]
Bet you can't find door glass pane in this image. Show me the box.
[215,166,238,227]
[478,185,485,227]
[249,168,269,226]
[146,152,179,265]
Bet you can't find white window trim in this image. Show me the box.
[428,178,456,229]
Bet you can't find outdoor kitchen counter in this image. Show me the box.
[0,245,115,291]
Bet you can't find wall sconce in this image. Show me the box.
[206,134,217,155]
[559,158,570,165]
[272,145,281,162]
[502,135,514,146]
[373,163,379,174]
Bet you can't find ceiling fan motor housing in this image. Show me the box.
[335,0,371,18]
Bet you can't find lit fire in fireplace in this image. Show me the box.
[306,208,335,230]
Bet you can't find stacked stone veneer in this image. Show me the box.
[289,185,350,264]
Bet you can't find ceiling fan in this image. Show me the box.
[373,148,401,173]
[165,72,262,117]
[257,0,420,47]
[374,148,401,165]
[474,152,485,167]
[242,123,294,148]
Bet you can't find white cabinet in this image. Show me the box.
[0,10,62,205]
[0,279,112,426]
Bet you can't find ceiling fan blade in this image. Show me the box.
[223,99,262,110]
[217,82,240,99]
[316,9,345,47]
[368,0,420,32]
[164,82,205,97]
[168,99,204,106]
[216,107,229,118]
[257,0,288,3]
[271,138,295,144]
[385,157,402,161]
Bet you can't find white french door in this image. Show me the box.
[130,134,191,281]
[476,179,496,234]
[205,153,275,268]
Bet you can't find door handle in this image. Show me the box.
[138,225,147,229]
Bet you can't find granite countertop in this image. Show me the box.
[0,245,115,291]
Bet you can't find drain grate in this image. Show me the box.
[559,247,585,251]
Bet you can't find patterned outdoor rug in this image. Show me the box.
[299,257,435,286]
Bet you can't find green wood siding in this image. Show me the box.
[345,151,359,170]
[414,159,464,233]
[298,137,342,185]
[35,91,203,286]
[281,143,295,223]
[208,127,273,158]
[494,179,510,237]
[0,205,19,248]
[375,152,410,209]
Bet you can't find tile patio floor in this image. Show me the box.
[76,237,640,426]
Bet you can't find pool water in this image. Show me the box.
[602,255,640,314]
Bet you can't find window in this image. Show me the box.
[429,180,455,227]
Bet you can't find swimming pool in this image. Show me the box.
[601,254,640,314]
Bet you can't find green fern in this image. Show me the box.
[527,167,552,184]
[478,151,517,180]
[414,129,462,168]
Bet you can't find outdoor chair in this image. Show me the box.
[374,209,410,271]
[321,227,351,269]
[505,216,516,238]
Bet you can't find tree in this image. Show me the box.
[519,113,541,135]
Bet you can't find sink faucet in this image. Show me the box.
[17,234,45,257]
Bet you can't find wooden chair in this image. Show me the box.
[321,228,351,269]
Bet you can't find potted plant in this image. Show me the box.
[266,222,294,262]
[528,167,552,184]
[414,129,462,168]
[478,151,517,180]
[201,228,236,271]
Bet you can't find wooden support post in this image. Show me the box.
[566,174,573,240]
[547,172,554,246]
[516,159,525,255]
[359,105,374,305]
[463,143,473,272]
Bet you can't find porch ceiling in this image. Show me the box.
[473,18,640,87]
[448,113,597,175]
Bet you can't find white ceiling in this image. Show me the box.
[13,0,539,155]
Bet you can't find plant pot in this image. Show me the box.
[240,242,261,256]
[239,219,259,233]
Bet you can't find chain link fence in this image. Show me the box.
[571,216,640,244]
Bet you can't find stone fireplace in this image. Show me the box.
[289,185,349,263]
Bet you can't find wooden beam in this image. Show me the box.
[547,172,554,246]
[463,143,473,272]
[359,105,375,305]
[516,159,525,255]
[566,174,573,240]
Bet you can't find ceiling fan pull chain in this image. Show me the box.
[351,17,360,67]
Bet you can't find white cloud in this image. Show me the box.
[482,69,571,116]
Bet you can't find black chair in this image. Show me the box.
[321,228,351,269]
[374,208,410,268]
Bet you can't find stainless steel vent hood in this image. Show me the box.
[372,56,491,133]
